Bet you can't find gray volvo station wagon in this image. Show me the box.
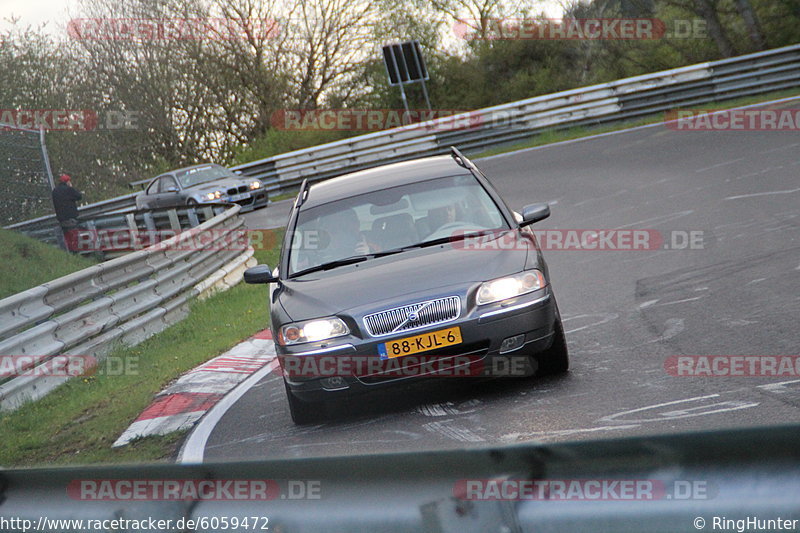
[245,147,568,423]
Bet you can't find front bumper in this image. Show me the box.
[278,287,558,402]
[228,189,268,212]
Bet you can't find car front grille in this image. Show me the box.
[363,296,461,337]
[227,185,248,195]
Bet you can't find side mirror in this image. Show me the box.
[165,186,179,193]
[519,203,550,226]
[244,264,279,284]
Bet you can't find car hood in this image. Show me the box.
[189,177,250,192]
[277,231,535,321]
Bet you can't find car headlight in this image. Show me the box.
[249,180,261,190]
[278,317,349,345]
[476,270,545,305]
[205,191,222,201]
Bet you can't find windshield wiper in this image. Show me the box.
[290,255,371,277]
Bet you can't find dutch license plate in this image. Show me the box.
[378,327,462,359]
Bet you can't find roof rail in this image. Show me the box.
[295,178,310,208]
[450,146,469,169]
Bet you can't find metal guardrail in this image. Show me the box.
[6,44,800,235]
[0,205,255,412]
[228,43,799,195]
[7,203,229,257]
[0,424,798,531]
[5,192,140,236]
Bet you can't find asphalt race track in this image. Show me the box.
[217,99,800,461]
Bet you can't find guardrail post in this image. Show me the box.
[167,209,181,232]
[187,208,200,227]
[125,214,140,250]
[143,211,156,232]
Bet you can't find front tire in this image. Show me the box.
[284,380,319,424]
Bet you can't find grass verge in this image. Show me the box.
[470,88,800,159]
[0,235,282,468]
[269,191,298,202]
[0,228,99,300]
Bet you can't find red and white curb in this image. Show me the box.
[112,329,277,447]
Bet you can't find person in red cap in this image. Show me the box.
[51,174,83,251]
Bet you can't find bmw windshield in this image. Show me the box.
[288,174,511,276]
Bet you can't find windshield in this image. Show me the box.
[176,165,236,188]
[288,174,509,275]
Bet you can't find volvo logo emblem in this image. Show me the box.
[407,311,419,322]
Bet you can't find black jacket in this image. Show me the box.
[51,182,82,222]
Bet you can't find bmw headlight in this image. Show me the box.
[476,270,545,305]
[205,190,222,201]
[279,317,349,345]
[249,180,261,190]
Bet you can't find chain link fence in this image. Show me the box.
[0,125,55,226]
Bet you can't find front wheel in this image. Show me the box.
[534,317,570,376]
[284,380,319,424]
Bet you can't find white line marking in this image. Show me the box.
[179,358,279,464]
[725,188,800,200]
[757,379,800,393]
[600,394,759,424]
[574,189,628,207]
[562,313,618,334]
[613,210,694,230]
[652,295,706,307]
[501,424,640,442]
[761,142,800,154]
[482,95,800,161]
[695,158,745,173]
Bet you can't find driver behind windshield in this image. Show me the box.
[426,203,458,236]
[317,208,377,260]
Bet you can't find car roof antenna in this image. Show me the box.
[295,178,309,208]
[450,146,470,169]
